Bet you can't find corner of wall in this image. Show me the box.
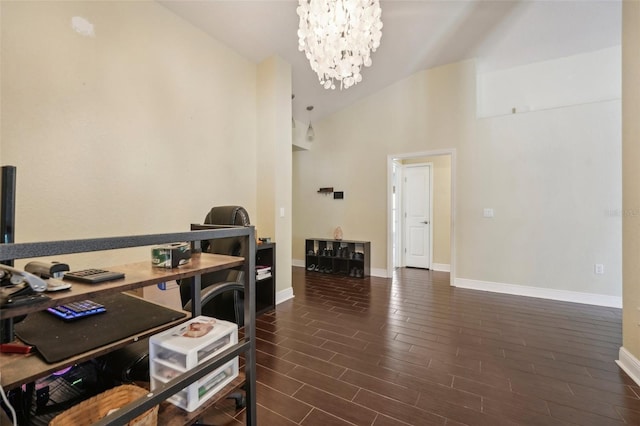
[617,347,640,386]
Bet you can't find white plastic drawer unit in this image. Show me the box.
[149,316,239,412]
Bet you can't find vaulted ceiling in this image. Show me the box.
[159,1,621,123]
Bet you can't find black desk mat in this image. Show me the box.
[15,292,186,363]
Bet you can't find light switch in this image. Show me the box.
[280,207,285,218]
[483,208,494,218]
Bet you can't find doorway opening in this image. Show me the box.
[387,150,456,284]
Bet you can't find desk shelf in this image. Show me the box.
[0,254,243,321]
[0,227,257,426]
[0,308,186,390]
[157,372,245,426]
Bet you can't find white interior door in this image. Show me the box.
[403,165,431,268]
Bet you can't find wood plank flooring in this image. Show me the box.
[201,267,632,425]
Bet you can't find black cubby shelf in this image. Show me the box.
[255,242,276,316]
[305,238,370,278]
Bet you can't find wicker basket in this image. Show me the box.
[49,384,158,426]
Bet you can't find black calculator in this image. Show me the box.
[64,269,125,284]
[47,300,106,320]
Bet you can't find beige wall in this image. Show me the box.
[622,0,640,360]
[256,56,293,294]
[293,65,467,273]
[401,155,451,266]
[1,1,261,268]
[293,55,622,300]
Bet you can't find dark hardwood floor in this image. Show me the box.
[203,266,633,425]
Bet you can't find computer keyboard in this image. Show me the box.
[47,300,106,321]
[63,269,125,284]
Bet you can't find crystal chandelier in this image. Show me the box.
[296,0,383,90]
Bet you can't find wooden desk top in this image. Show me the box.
[0,252,244,388]
[0,253,243,320]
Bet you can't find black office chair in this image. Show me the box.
[182,206,251,415]
[98,206,250,410]
[179,205,250,327]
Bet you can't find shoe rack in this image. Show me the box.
[305,238,370,278]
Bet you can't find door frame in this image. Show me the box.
[401,162,433,269]
[387,149,456,285]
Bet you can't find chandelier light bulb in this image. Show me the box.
[297,0,383,90]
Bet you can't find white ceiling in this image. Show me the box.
[159,0,621,123]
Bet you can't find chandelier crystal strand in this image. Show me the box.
[297,0,383,90]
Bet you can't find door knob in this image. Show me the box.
[422,221,429,224]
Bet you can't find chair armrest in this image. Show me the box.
[183,281,245,312]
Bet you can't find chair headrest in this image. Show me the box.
[204,206,250,226]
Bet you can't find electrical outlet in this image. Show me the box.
[594,264,604,275]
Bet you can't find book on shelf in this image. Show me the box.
[256,272,272,281]
[256,265,272,281]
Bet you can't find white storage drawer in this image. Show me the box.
[149,316,239,412]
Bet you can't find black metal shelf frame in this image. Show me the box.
[0,226,257,426]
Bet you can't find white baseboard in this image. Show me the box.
[617,347,640,386]
[276,287,295,305]
[431,263,450,272]
[370,268,387,278]
[454,278,622,308]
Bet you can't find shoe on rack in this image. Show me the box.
[355,269,363,278]
[349,267,356,277]
[314,264,321,272]
[307,264,315,271]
